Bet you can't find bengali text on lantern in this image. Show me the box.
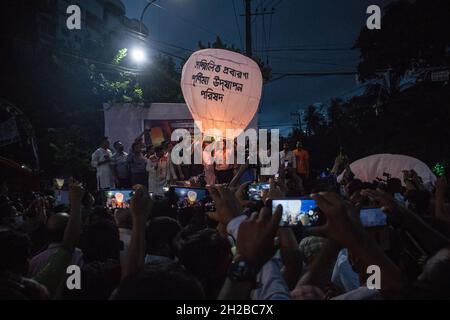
[191,59,249,103]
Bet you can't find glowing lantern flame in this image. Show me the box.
[115,192,124,204]
[181,49,262,140]
[187,191,197,204]
[55,179,65,190]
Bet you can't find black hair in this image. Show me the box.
[112,261,204,300]
[79,220,120,263]
[89,206,114,223]
[62,260,121,300]
[346,179,363,198]
[45,216,68,244]
[131,142,140,151]
[405,189,431,215]
[387,178,402,195]
[100,137,109,144]
[0,229,31,275]
[175,228,231,299]
[146,217,181,256]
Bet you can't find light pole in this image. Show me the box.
[139,0,158,35]
[130,0,158,65]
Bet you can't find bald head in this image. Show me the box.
[46,213,69,243]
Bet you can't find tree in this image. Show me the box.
[198,36,272,82]
[139,55,184,103]
[88,48,143,103]
[354,0,450,87]
[303,105,325,137]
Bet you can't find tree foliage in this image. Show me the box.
[287,81,450,172]
[198,36,273,83]
[355,0,450,84]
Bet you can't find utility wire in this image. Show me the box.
[255,47,354,52]
[268,54,356,68]
[232,0,244,49]
[151,2,233,43]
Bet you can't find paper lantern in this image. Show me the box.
[55,178,65,190]
[115,192,124,204]
[337,154,437,188]
[187,191,197,204]
[181,49,263,140]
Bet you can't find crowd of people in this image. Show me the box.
[91,135,310,195]
[1,136,450,300]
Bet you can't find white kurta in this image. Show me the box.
[91,148,115,190]
[146,155,158,194]
[147,154,175,196]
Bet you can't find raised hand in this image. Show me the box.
[261,178,285,204]
[360,189,399,214]
[123,185,153,279]
[308,192,407,292]
[130,185,153,220]
[207,185,243,226]
[234,181,254,207]
[229,164,249,190]
[308,192,364,248]
[435,176,448,199]
[69,183,85,206]
[234,205,282,269]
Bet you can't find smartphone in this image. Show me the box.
[271,198,324,227]
[359,207,387,228]
[105,190,134,209]
[247,182,270,201]
[169,187,213,210]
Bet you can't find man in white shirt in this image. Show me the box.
[91,138,115,190]
[147,146,176,196]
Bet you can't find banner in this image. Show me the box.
[143,119,196,147]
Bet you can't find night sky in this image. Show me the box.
[122,0,393,135]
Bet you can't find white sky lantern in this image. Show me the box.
[181,49,263,140]
[55,178,65,190]
[115,192,124,204]
[187,191,198,204]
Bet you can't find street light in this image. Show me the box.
[131,0,158,65]
[140,0,158,35]
[131,48,147,64]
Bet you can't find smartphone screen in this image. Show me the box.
[105,190,134,209]
[247,182,270,201]
[359,208,387,228]
[170,187,213,210]
[272,198,323,227]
